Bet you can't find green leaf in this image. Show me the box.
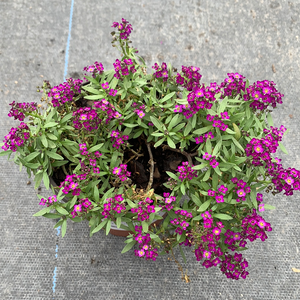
[218,97,228,113]
[34,171,43,189]
[106,219,111,235]
[198,199,211,212]
[212,139,222,156]
[121,240,136,253]
[278,142,288,154]
[51,160,68,167]
[267,112,274,126]
[154,138,165,148]
[126,199,137,208]
[56,206,69,215]
[0,150,12,157]
[46,150,64,160]
[142,221,149,233]
[123,123,138,128]
[84,94,103,100]
[43,172,50,189]
[33,206,51,217]
[60,113,73,124]
[166,171,179,181]
[205,139,212,154]
[93,185,99,202]
[25,152,40,162]
[89,143,104,152]
[43,213,61,219]
[40,134,48,148]
[160,91,175,103]
[150,116,164,131]
[191,194,202,206]
[192,163,207,170]
[167,136,176,149]
[61,219,67,237]
[232,137,245,152]
[180,183,186,195]
[44,122,58,128]
[203,168,211,182]
[116,217,122,228]
[193,125,213,135]
[212,213,233,220]
[110,151,119,168]
[264,204,276,210]
[92,219,108,234]
[212,172,219,189]
[184,122,192,136]
[167,114,180,130]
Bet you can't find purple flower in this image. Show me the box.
[237,189,246,197]
[203,152,212,160]
[210,159,219,168]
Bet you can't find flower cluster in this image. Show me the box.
[195,131,214,144]
[112,164,131,181]
[48,78,83,107]
[72,107,102,132]
[1,122,30,152]
[113,58,136,79]
[176,65,202,91]
[194,212,223,267]
[131,197,155,221]
[268,163,300,196]
[59,174,84,196]
[224,209,272,251]
[83,61,104,78]
[220,252,249,280]
[161,192,176,211]
[203,152,219,168]
[231,177,251,202]
[220,73,246,98]
[177,161,198,181]
[110,130,129,149]
[111,18,133,40]
[245,126,286,167]
[244,80,284,110]
[134,226,158,260]
[206,113,229,131]
[94,99,122,123]
[102,194,126,218]
[152,62,169,82]
[207,185,228,203]
[174,84,220,119]
[170,209,193,235]
[131,102,146,119]
[8,101,37,121]
[71,198,93,218]
[39,195,57,207]
[79,143,102,174]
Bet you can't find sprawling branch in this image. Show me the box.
[162,145,197,166]
[146,142,154,191]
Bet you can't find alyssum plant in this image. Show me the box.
[1,18,299,281]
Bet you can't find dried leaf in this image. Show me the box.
[292,267,300,273]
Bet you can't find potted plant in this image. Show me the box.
[1,18,299,281]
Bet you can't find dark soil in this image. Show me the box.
[51,97,198,197]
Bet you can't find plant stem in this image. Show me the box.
[162,145,197,166]
[146,142,154,191]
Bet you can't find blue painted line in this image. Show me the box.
[64,0,75,82]
[52,0,75,297]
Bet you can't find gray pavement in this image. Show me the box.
[1,1,300,299]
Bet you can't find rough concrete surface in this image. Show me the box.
[0,1,300,299]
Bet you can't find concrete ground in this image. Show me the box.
[1,0,300,299]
